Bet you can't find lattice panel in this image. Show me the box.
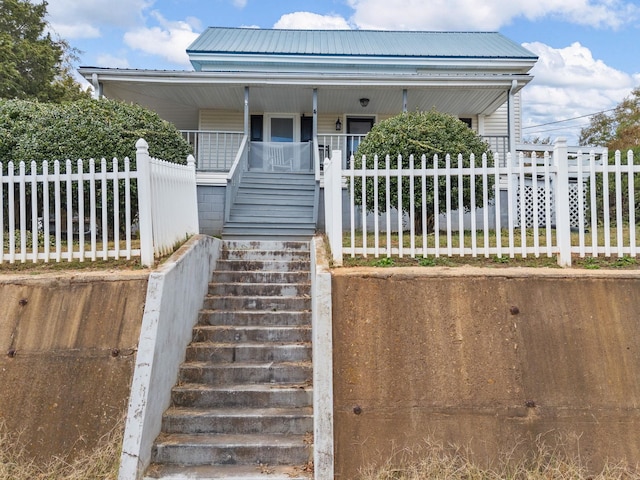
[516,180,587,228]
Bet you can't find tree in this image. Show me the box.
[354,110,493,233]
[579,87,640,150]
[0,0,87,101]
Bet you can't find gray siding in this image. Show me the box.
[197,185,226,236]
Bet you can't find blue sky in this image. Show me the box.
[45,0,640,144]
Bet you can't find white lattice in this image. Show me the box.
[517,179,586,228]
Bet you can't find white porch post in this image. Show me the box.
[313,88,318,138]
[243,86,250,137]
[324,151,343,266]
[136,138,154,267]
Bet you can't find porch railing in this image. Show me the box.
[323,139,638,267]
[181,130,243,172]
[224,135,249,223]
[0,139,198,266]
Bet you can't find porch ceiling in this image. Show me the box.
[93,72,526,130]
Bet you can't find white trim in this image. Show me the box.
[196,172,228,186]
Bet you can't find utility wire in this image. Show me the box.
[523,108,616,130]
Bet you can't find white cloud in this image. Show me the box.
[346,0,639,30]
[95,53,131,69]
[46,0,152,38]
[232,0,248,7]
[123,11,200,66]
[520,42,638,143]
[273,12,351,30]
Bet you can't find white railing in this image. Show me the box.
[224,135,249,223]
[0,139,198,266]
[180,130,243,171]
[324,139,638,267]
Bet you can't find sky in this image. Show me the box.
[44,0,640,145]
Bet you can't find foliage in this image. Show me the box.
[353,110,494,232]
[579,87,640,150]
[0,0,88,102]
[0,98,192,164]
[0,98,192,234]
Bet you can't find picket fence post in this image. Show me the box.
[553,138,571,266]
[324,150,343,266]
[136,138,154,267]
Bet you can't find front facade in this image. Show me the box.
[80,27,538,237]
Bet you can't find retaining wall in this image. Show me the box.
[332,267,640,478]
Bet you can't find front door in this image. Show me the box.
[347,116,375,165]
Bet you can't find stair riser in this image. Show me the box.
[199,311,311,327]
[209,283,310,297]
[186,345,311,363]
[222,241,310,251]
[203,297,310,311]
[172,389,312,409]
[213,271,310,283]
[162,415,313,435]
[215,260,310,272]
[179,364,311,385]
[220,250,310,262]
[193,326,311,343]
[152,444,311,467]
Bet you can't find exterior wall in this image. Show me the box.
[199,109,244,131]
[197,184,226,236]
[331,268,640,479]
[0,270,149,461]
[482,91,521,140]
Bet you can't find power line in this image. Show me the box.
[523,108,616,130]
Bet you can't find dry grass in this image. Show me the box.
[0,420,122,480]
[358,436,640,480]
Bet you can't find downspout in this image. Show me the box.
[402,89,408,113]
[91,73,103,99]
[507,79,517,156]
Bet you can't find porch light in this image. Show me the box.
[359,98,369,107]
[335,118,342,131]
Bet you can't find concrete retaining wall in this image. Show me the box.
[332,267,640,478]
[119,234,221,479]
[0,269,149,460]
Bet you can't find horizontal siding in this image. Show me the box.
[199,110,244,131]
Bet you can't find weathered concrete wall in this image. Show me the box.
[0,270,149,460]
[332,267,640,478]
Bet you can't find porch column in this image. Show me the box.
[507,80,517,155]
[244,86,250,137]
[402,89,408,113]
[313,88,318,138]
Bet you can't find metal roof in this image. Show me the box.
[187,28,537,60]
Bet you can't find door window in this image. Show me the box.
[270,117,294,142]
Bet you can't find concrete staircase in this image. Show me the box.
[223,171,317,240]
[144,240,313,480]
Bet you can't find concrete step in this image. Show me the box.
[185,343,311,363]
[220,249,310,262]
[211,271,310,284]
[144,463,312,479]
[179,361,312,385]
[221,240,310,252]
[198,310,311,327]
[208,282,310,297]
[151,433,312,466]
[192,325,311,344]
[171,383,312,409]
[202,295,310,311]
[214,259,310,272]
[161,406,313,435]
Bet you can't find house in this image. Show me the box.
[79,27,538,238]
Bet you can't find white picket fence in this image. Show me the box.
[0,138,198,266]
[324,139,639,267]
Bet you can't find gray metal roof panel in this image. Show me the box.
[187,28,537,59]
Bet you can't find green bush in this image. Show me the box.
[353,110,493,233]
[0,98,191,164]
